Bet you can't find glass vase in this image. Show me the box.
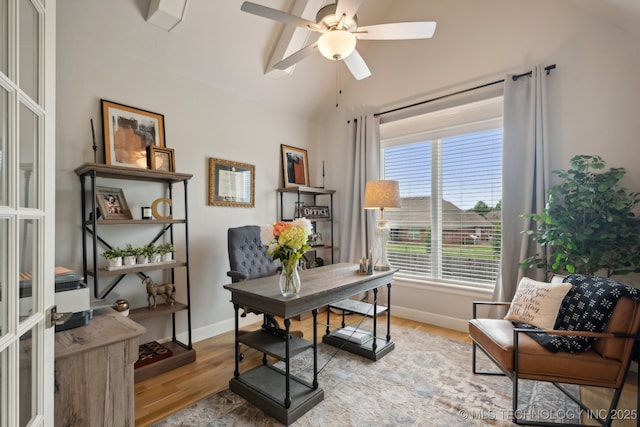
[279,258,301,297]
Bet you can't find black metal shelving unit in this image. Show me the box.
[277,186,336,266]
[75,162,195,382]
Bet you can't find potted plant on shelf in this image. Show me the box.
[135,244,149,264]
[102,247,124,269]
[521,155,640,278]
[158,242,175,262]
[123,244,138,266]
[144,243,161,264]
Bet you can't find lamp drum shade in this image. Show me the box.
[364,180,401,210]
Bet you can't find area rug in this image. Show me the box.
[153,324,579,426]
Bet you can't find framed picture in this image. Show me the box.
[147,146,175,172]
[101,99,165,169]
[208,157,255,208]
[281,144,309,187]
[95,186,133,220]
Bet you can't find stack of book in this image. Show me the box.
[331,326,373,345]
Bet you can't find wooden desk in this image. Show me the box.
[54,308,145,427]
[223,262,396,425]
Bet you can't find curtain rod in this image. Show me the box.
[368,64,556,119]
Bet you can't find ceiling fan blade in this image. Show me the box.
[273,42,319,70]
[241,2,323,32]
[335,0,364,22]
[343,49,371,80]
[356,22,437,40]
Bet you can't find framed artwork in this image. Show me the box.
[147,146,175,172]
[281,144,309,187]
[101,99,165,169]
[208,157,255,208]
[95,186,132,220]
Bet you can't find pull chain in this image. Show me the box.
[335,61,342,108]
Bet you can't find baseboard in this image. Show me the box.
[173,313,261,344]
[391,306,469,332]
[175,308,469,345]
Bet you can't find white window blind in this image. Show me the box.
[381,97,502,288]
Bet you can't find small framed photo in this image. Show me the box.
[95,186,133,220]
[281,144,309,187]
[208,157,255,208]
[101,99,165,169]
[147,146,175,172]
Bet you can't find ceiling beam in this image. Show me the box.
[264,0,328,79]
[146,0,190,32]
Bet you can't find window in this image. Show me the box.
[380,97,502,289]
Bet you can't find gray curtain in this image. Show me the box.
[340,114,381,264]
[492,65,551,308]
[340,114,380,303]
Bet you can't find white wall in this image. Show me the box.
[55,0,640,340]
[319,0,640,331]
[55,0,321,342]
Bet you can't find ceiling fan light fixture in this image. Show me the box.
[318,30,356,61]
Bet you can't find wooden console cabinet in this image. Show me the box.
[54,308,145,427]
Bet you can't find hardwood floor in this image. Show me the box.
[134,315,637,426]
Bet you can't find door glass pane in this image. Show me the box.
[0,86,7,206]
[0,218,6,336]
[19,0,39,102]
[19,103,38,209]
[0,0,7,75]
[19,327,36,427]
[19,218,36,322]
[0,348,6,425]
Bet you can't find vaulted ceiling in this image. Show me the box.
[136,0,640,121]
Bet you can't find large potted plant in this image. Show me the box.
[521,155,640,278]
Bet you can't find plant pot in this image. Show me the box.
[161,253,173,262]
[107,257,122,269]
[137,255,149,264]
[279,259,301,297]
[123,255,136,266]
[150,253,162,263]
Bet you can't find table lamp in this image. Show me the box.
[364,180,401,270]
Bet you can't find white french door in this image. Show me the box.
[0,0,56,426]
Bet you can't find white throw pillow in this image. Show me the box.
[504,277,572,330]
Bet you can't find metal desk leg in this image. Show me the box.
[233,304,240,378]
[372,288,378,352]
[387,282,392,342]
[284,318,291,408]
[325,307,331,336]
[312,309,318,389]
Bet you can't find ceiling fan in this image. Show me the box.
[240,0,437,80]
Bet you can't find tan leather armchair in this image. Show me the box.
[469,296,640,426]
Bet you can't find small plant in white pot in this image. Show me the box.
[134,245,149,264]
[158,242,174,262]
[123,244,138,266]
[144,243,161,264]
[102,247,124,269]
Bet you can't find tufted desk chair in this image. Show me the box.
[227,225,278,284]
[226,225,303,342]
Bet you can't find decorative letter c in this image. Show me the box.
[151,197,172,220]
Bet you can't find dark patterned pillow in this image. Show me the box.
[515,274,640,353]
